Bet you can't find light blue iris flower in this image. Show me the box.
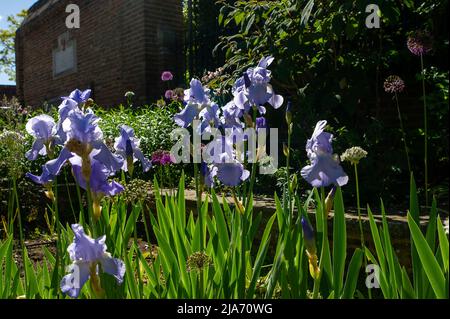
[62,89,92,105]
[174,79,212,128]
[69,154,124,198]
[221,101,244,130]
[114,125,152,173]
[25,114,57,160]
[62,109,123,174]
[55,89,91,145]
[301,120,348,188]
[233,56,284,115]
[60,224,125,298]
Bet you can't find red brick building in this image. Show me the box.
[16,0,184,108]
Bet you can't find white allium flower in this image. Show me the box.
[444,217,449,236]
[341,146,368,165]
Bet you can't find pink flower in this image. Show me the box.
[384,75,406,94]
[407,31,432,56]
[161,71,174,82]
[151,150,175,166]
[165,90,174,100]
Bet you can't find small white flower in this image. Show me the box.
[444,218,449,236]
[341,146,368,165]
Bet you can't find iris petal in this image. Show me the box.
[174,104,200,128]
[100,254,126,284]
[25,139,45,161]
[60,261,91,298]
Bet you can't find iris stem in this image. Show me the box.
[13,178,28,297]
[245,107,258,207]
[394,93,412,174]
[420,54,429,209]
[312,187,327,299]
[53,176,62,298]
[193,163,203,249]
[64,171,78,223]
[285,122,293,226]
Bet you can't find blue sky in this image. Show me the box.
[0,0,37,85]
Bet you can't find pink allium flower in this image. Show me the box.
[152,150,175,166]
[161,71,174,82]
[165,90,174,100]
[384,75,406,94]
[407,31,432,56]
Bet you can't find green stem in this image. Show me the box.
[199,270,205,299]
[53,177,62,297]
[245,107,258,207]
[193,163,203,249]
[394,93,412,174]
[354,164,372,299]
[420,54,429,209]
[285,124,293,225]
[312,187,327,299]
[354,164,365,248]
[133,201,143,299]
[86,183,96,237]
[64,171,77,223]
[312,277,320,299]
[13,178,28,297]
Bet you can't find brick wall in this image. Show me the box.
[16,0,184,108]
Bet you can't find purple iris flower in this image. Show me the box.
[27,147,74,184]
[55,89,92,144]
[69,155,124,197]
[55,99,80,145]
[305,120,333,159]
[63,109,103,146]
[221,101,244,130]
[63,109,123,173]
[60,224,125,298]
[114,125,152,172]
[211,153,250,187]
[198,103,221,134]
[184,78,210,105]
[25,114,56,160]
[26,165,56,186]
[301,120,348,188]
[63,89,92,105]
[174,79,211,128]
[216,161,250,187]
[200,162,217,188]
[233,56,284,115]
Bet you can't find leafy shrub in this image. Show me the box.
[210,0,448,209]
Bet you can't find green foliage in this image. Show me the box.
[2,171,447,299]
[0,10,28,81]
[213,0,448,208]
[96,103,184,185]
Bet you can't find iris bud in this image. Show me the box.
[301,217,320,280]
[93,198,102,222]
[44,184,55,202]
[325,186,337,217]
[289,174,298,193]
[126,140,134,177]
[285,101,292,126]
[283,143,289,157]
